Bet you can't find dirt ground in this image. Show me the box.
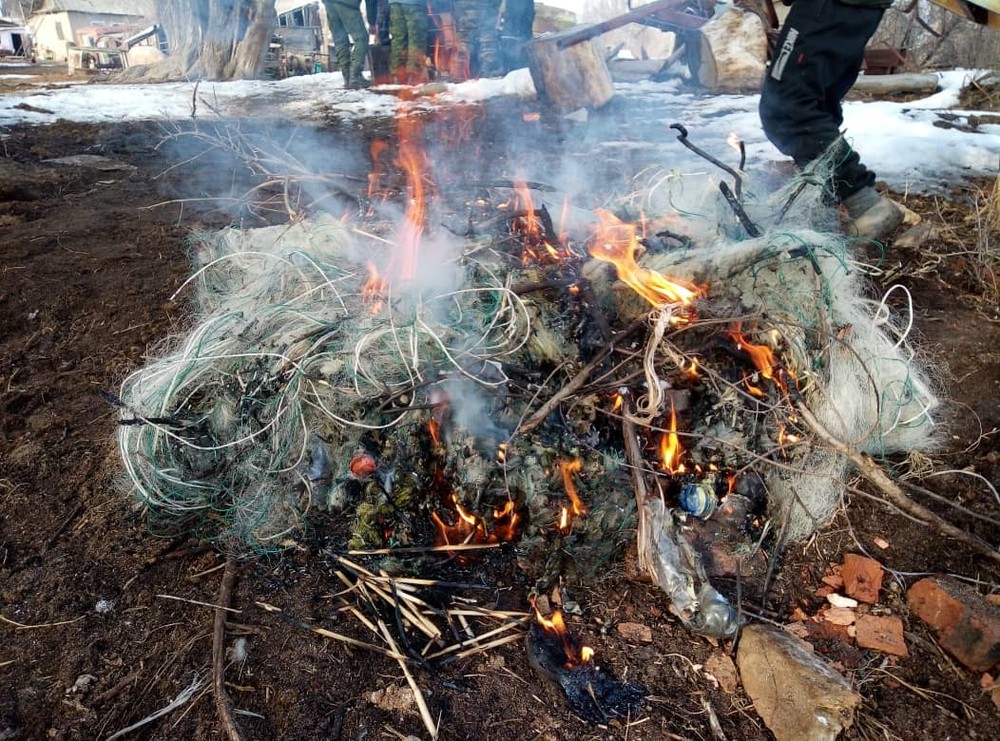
[2,71,1000,741]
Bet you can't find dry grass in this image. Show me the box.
[986,170,1000,237]
[973,171,1000,306]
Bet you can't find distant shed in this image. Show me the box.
[28,0,156,62]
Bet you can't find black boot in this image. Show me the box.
[348,65,370,89]
[340,65,350,89]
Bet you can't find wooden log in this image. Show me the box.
[848,72,940,96]
[607,58,670,83]
[691,8,767,93]
[526,37,615,112]
[526,0,703,111]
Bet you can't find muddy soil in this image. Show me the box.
[1,91,999,740]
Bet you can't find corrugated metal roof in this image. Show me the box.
[37,1,155,16]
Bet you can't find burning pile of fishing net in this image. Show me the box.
[115,146,939,637]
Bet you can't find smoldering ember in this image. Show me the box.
[2,1,1000,740]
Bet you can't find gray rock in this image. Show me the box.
[737,624,860,741]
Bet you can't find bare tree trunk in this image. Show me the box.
[117,0,275,82]
[224,1,275,79]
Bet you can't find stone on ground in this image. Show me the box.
[737,624,861,741]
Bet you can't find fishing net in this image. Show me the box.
[116,141,939,560]
[117,215,533,549]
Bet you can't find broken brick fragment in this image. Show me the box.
[616,621,653,644]
[842,554,883,604]
[855,615,907,657]
[908,576,1000,672]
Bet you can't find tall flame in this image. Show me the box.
[659,399,684,474]
[589,209,701,307]
[367,139,389,206]
[393,112,430,281]
[362,262,387,314]
[557,459,587,516]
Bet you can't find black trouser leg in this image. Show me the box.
[759,0,884,200]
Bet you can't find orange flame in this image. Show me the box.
[610,392,623,414]
[557,459,587,516]
[589,209,701,307]
[557,506,570,533]
[777,421,800,448]
[348,450,377,478]
[659,399,684,474]
[777,413,802,450]
[507,179,571,266]
[432,493,519,552]
[558,196,570,243]
[531,597,594,668]
[741,371,767,399]
[362,262,387,314]
[393,112,431,281]
[727,323,790,395]
[491,499,520,542]
[432,492,485,549]
[367,139,389,205]
[685,358,700,380]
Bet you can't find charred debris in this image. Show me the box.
[114,110,941,730]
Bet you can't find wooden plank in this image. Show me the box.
[928,0,1000,27]
[554,0,690,49]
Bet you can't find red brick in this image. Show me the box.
[908,577,1000,671]
[855,615,907,657]
[842,554,883,604]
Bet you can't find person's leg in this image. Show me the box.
[760,0,884,200]
[389,4,409,79]
[500,0,534,71]
[325,0,352,83]
[477,0,502,76]
[452,0,480,75]
[336,2,370,87]
[404,5,428,82]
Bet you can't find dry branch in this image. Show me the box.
[212,557,244,741]
[795,404,1000,565]
[518,320,644,435]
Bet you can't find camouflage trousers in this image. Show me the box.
[389,4,429,80]
[452,0,502,77]
[324,0,369,73]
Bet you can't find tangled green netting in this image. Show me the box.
[117,216,532,548]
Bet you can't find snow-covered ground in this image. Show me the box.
[0,67,996,193]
